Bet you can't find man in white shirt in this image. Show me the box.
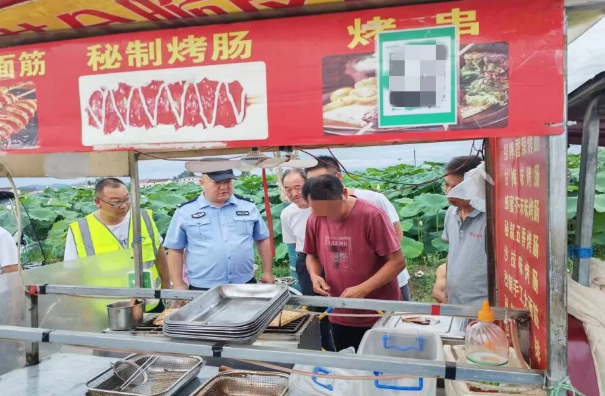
[281,168,313,294]
[0,226,18,274]
[281,168,335,351]
[306,156,411,301]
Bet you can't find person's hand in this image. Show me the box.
[161,280,172,290]
[311,274,330,296]
[171,283,188,308]
[261,272,275,284]
[340,284,369,299]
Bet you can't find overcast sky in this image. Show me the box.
[2,18,603,188]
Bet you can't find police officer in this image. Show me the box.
[164,169,275,294]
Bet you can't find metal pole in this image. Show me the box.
[35,284,531,320]
[0,325,546,386]
[484,138,498,305]
[573,93,602,286]
[24,292,39,366]
[129,152,144,288]
[545,14,569,392]
[546,130,569,392]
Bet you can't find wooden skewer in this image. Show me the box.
[16,89,35,99]
[458,43,474,57]
[0,82,33,94]
[246,96,263,105]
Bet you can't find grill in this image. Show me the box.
[264,316,306,334]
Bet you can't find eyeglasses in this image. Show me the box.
[97,196,131,207]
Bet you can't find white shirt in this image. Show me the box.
[349,188,410,286]
[0,226,18,273]
[64,212,131,262]
[281,204,312,253]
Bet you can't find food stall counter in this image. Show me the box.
[0,352,220,396]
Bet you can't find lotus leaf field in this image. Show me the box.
[1,152,603,296]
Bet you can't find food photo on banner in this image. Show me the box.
[79,62,268,146]
[322,41,509,136]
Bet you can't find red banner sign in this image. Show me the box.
[0,0,564,154]
[494,136,548,369]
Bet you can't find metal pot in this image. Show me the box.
[107,300,144,331]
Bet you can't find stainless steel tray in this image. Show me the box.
[164,293,289,332]
[191,371,289,396]
[165,285,289,328]
[163,298,288,343]
[165,295,289,331]
[85,354,203,396]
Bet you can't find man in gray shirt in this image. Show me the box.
[441,156,488,306]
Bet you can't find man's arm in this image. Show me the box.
[376,194,403,242]
[163,209,187,290]
[251,206,273,283]
[154,245,171,289]
[306,253,330,296]
[341,250,405,298]
[167,249,186,289]
[2,265,18,273]
[255,238,274,284]
[432,263,448,303]
[393,222,404,242]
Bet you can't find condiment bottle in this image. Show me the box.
[465,301,509,367]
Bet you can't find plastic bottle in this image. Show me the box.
[465,301,509,367]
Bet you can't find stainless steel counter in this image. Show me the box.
[0,352,219,396]
[0,352,450,395]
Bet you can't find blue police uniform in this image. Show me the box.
[163,193,270,289]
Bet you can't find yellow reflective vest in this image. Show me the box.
[68,210,162,308]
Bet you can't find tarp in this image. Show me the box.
[568,258,605,396]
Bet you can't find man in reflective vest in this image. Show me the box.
[64,178,170,312]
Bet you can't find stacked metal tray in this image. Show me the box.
[163,284,290,344]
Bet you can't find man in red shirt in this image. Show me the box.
[302,174,406,351]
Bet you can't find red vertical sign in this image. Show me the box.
[494,136,548,369]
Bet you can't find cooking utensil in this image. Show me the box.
[85,354,203,396]
[112,359,149,386]
[191,371,289,396]
[107,300,144,331]
[118,356,159,391]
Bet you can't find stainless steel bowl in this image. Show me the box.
[107,300,144,331]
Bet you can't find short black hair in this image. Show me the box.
[95,178,126,196]
[306,155,340,175]
[445,156,482,177]
[281,168,307,184]
[302,174,345,201]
